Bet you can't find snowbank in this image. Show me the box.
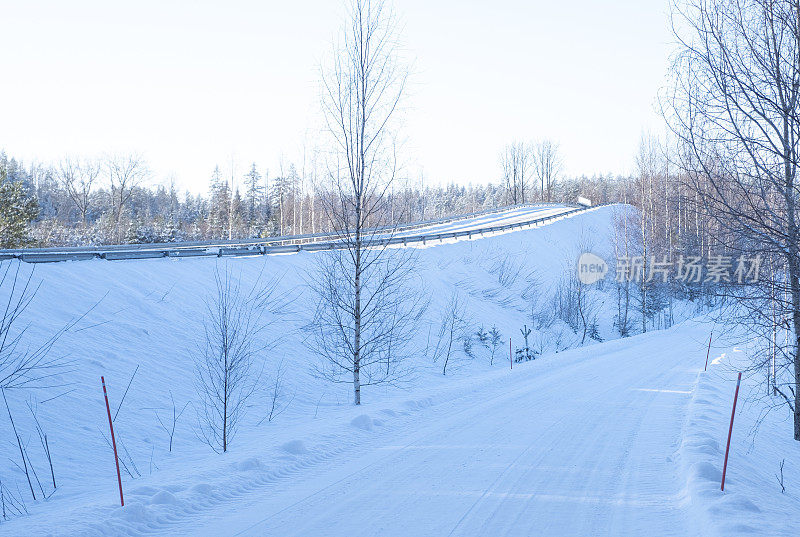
[678,337,800,536]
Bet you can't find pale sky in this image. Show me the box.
[0,0,674,193]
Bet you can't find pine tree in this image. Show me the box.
[243,163,263,227]
[208,166,230,238]
[0,174,40,248]
[271,166,296,236]
[230,187,244,237]
[514,325,536,362]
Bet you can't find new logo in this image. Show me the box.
[577,252,608,284]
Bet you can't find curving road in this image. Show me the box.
[0,203,582,263]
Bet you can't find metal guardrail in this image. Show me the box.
[0,203,593,264]
[4,201,569,252]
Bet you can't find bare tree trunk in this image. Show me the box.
[222,354,228,452]
[788,196,800,439]
[784,135,800,440]
[353,204,363,404]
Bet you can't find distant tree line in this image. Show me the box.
[0,150,635,249]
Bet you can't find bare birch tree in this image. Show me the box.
[668,0,800,439]
[312,0,424,405]
[432,291,470,375]
[194,264,286,452]
[58,158,99,226]
[533,139,561,202]
[612,207,635,337]
[635,134,663,333]
[106,154,148,242]
[501,142,532,204]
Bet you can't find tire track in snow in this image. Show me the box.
[209,352,623,536]
[227,365,588,536]
[445,340,694,537]
[446,379,623,536]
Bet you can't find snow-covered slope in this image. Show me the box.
[0,204,613,533]
[1,204,796,536]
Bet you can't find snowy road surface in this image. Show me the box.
[190,329,698,537]
[391,205,575,239]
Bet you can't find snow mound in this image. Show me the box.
[403,397,433,411]
[688,461,721,483]
[149,490,180,505]
[129,485,160,496]
[237,457,264,471]
[350,414,374,431]
[709,494,761,515]
[191,483,213,495]
[281,439,308,455]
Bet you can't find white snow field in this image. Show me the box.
[1,204,797,536]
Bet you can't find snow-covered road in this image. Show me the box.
[390,204,575,239]
[191,328,699,537]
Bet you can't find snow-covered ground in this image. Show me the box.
[1,204,797,536]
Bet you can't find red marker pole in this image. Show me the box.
[509,338,513,369]
[721,372,742,492]
[704,330,714,371]
[101,376,124,506]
